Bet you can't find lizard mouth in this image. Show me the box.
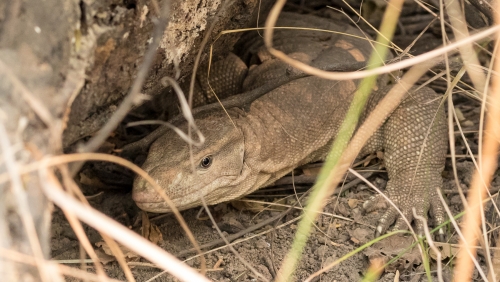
[132,175,241,213]
[134,198,203,213]
[133,189,219,213]
[132,179,202,213]
[135,201,175,213]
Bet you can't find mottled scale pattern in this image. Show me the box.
[188,53,249,107]
[133,12,448,236]
[378,89,446,233]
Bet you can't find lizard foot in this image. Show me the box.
[359,86,449,241]
[362,182,447,241]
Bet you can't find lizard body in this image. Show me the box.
[132,12,448,235]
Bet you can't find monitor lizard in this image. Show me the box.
[132,12,448,237]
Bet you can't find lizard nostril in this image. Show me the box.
[132,179,162,203]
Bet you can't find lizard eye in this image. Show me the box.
[199,155,213,168]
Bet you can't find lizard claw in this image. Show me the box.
[430,189,448,242]
[436,231,446,243]
[363,181,448,241]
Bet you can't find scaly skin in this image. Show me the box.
[132,12,448,236]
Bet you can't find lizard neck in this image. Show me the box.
[228,108,272,194]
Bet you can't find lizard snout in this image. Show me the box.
[132,166,183,208]
[131,178,163,204]
[133,175,197,213]
[132,177,175,213]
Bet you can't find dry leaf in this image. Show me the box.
[365,235,421,272]
[96,141,116,153]
[79,173,106,188]
[348,228,372,244]
[348,199,359,208]
[95,241,139,261]
[95,249,116,265]
[141,212,151,238]
[302,166,321,176]
[231,200,265,212]
[141,212,163,245]
[432,242,460,260]
[143,224,163,245]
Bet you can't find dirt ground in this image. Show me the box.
[50,1,500,282]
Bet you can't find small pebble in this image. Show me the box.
[316,245,328,257]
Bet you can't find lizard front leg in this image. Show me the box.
[362,86,448,238]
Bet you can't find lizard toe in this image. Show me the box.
[391,215,413,233]
[410,204,427,237]
[429,187,448,241]
[436,232,446,242]
[363,194,389,215]
[374,207,399,236]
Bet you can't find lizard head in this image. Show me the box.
[132,113,246,213]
